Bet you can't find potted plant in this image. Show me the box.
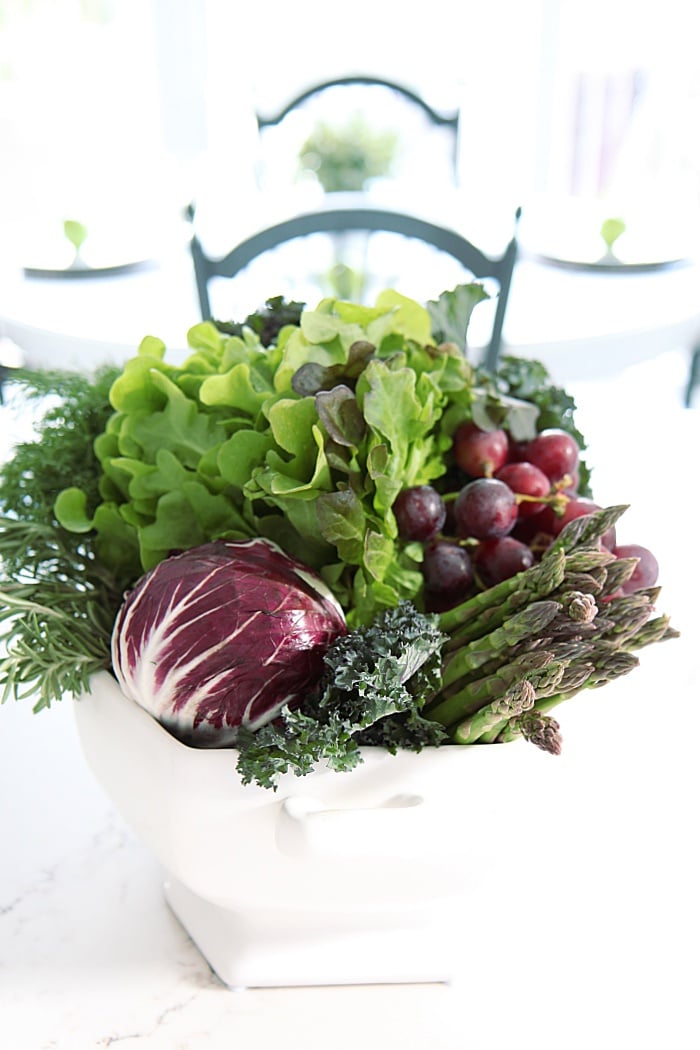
[0,286,676,987]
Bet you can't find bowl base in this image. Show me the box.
[164,877,456,988]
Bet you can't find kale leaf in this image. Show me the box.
[213,295,305,346]
[484,355,593,495]
[235,601,448,790]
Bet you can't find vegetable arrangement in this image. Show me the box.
[0,287,677,789]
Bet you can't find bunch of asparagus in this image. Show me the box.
[424,505,678,753]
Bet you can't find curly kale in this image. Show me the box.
[235,602,448,790]
[483,355,592,495]
[213,295,305,347]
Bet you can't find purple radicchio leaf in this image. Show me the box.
[111,538,347,747]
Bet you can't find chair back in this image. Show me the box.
[256,76,460,182]
[190,204,520,372]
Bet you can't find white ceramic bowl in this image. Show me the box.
[74,671,555,988]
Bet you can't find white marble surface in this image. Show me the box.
[1,357,699,1048]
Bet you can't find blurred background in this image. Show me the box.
[1,0,699,265]
[1,0,700,401]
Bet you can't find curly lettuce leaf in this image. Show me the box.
[427,283,490,351]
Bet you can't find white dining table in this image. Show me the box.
[1,357,699,1048]
[1,218,699,389]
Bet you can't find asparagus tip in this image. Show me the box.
[563,590,598,623]
[509,711,563,755]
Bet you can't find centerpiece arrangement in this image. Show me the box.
[0,284,677,987]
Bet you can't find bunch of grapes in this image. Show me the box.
[392,421,659,612]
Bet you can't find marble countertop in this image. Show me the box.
[1,361,699,1049]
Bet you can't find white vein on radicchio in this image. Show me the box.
[111,538,347,747]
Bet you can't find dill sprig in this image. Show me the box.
[1,368,122,709]
[0,366,118,538]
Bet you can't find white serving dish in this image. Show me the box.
[74,671,555,989]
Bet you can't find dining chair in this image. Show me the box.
[189,203,521,373]
[255,75,461,185]
[684,344,700,407]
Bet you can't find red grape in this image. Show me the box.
[393,485,446,541]
[520,429,579,483]
[452,422,509,478]
[510,514,554,548]
[422,541,474,609]
[473,536,535,588]
[453,478,518,540]
[613,543,659,594]
[495,461,551,517]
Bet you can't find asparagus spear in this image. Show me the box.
[523,648,640,725]
[476,659,596,743]
[498,711,563,755]
[424,648,557,726]
[442,547,614,651]
[438,547,566,636]
[452,680,536,744]
[597,556,641,597]
[440,600,561,689]
[561,547,617,573]
[420,505,677,756]
[556,568,607,595]
[548,504,629,553]
[625,614,679,649]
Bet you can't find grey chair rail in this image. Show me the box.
[190,203,520,373]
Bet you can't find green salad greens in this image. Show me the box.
[2,283,673,775]
[50,288,572,630]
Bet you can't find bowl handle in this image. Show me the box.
[276,793,436,860]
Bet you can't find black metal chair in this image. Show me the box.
[190,203,521,373]
[255,75,461,184]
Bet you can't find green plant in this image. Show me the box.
[600,216,626,255]
[63,218,88,255]
[298,114,399,193]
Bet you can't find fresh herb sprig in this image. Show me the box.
[0,572,113,711]
[0,366,118,536]
[0,368,122,708]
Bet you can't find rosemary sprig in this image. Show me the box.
[0,520,120,709]
[0,582,113,711]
